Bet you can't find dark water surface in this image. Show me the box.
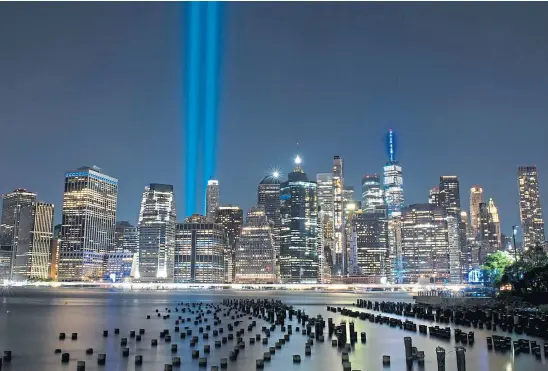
[0,288,546,371]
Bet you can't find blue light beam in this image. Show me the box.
[203,1,222,214]
[185,2,202,217]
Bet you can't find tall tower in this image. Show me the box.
[439,176,461,217]
[58,166,117,281]
[258,173,281,271]
[215,205,243,283]
[354,209,389,279]
[383,130,404,216]
[429,187,440,205]
[13,202,54,280]
[332,155,345,275]
[234,207,276,284]
[361,174,384,212]
[0,189,37,280]
[206,179,220,221]
[517,166,545,250]
[137,183,176,281]
[487,198,501,248]
[280,156,318,283]
[469,186,484,238]
[316,173,334,280]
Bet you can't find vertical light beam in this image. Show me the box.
[203,1,221,213]
[185,2,202,217]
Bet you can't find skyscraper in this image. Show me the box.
[316,173,334,282]
[428,187,440,205]
[361,174,384,212]
[258,173,281,273]
[487,198,501,248]
[353,209,389,279]
[206,179,220,221]
[439,176,461,217]
[13,202,54,280]
[234,207,276,284]
[215,205,243,283]
[280,156,319,283]
[399,204,460,284]
[0,189,37,280]
[517,166,545,250]
[114,221,138,253]
[478,202,500,264]
[175,214,225,283]
[58,166,117,281]
[383,130,404,216]
[137,183,176,282]
[49,224,62,280]
[469,186,484,238]
[332,155,345,275]
[343,186,355,202]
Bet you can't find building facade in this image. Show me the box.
[353,209,389,279]
[280,158,319,283]
[469,186,484,238]
[383,130,404,216]
[137,183,176,282]
[332,156,345,276]
[234,207,276,283]
[215,205,243,283]
[438,176,461,217]
[58,166,117,281]
[0,189,37,280]
[429,187,440,205]
[13,202,54,280]
[174,215,225,283]
[517,166,545,250]
[361,174,384,212]
[258,175,281,274]
[206,179,220,221]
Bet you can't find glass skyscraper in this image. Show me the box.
[58,166,118,281]
[332,156,345,275]
[383,130,404,216]
[206,179,220,221]
[280,157,318,283]
[353,209,389,279]
[137,183,176,282]
[439,176,461,217]
[517,166,545,250]
[258,174,281,272]
[361,174,384,212]
[215,205,243,283]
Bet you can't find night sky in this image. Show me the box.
[1,2,547,238]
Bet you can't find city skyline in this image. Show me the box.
[1,2,548,238]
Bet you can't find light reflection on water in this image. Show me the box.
[0,288,546,371]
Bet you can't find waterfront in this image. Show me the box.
[0,288,546,370]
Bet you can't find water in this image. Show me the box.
[0,288,546,371]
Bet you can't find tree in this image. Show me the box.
[481,250,514,285]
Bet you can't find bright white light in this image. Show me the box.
[295,155,302,165]
[272,171,280,179]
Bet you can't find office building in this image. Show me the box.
[234,207,276,283]
[174,215,225,283]
[353,209,389,279]
[49,224,61,280]
[517,166,545,250]
[429,187,440,205]
[343,186,355,202]
[487,198,501,248]
[383,130,404,216]
[104,251,134,282]
[332,156,345,275]
[12,202,54,280]
[280,156,319,283]
[439,176,461,217]
[316,173,334,278]
[58,166,117,281]
[469,186,484,238]
[206,179,220,221]
[477,202,500,264]
[114,221,138,253]
[137,183,176,282]
[215,205,243,283]
[361,174,384,212]
[258,173,281,273]
[0,189,37,280]
[399,204,460,284]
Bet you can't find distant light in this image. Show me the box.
[272,171,280,179]
[295,155,302,165]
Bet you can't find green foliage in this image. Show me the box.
[481,250,514,285]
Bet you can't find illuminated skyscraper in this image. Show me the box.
[316,173,334,281]
[487,198,501,248]
[50,224,62,280]
[175,215,225,283]
[280,156,319,283]
[13,202,54,280]
[361,174,384,212]
[478,202,500,264]
[439,176,461,217]
[469,186,484,238]
[58,166,117,281]
[137,183,176,282]
[0,189,37,280]
[399,204,460,284]
[383,130,404,216]
[353,209,389,279]
[215,205,243,283]
[114,221,138,253]
[517,166,545,250]
[206,179,220,221]
[343,186,355,202]
[332,155,345,275]
[429,187,440,205]
[258,173,281,272]
[234,207,276,283]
